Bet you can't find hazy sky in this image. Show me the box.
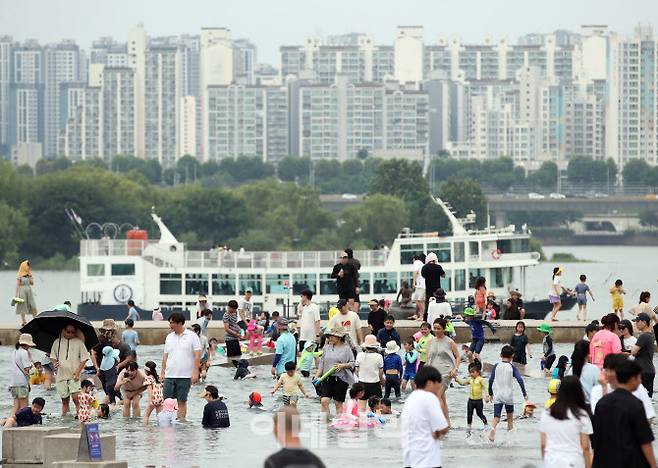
[2,0,657,64]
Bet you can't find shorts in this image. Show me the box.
[470,338,485,354]
[493,403,514,418]
[548,295,561,304]
[576,294,587,306]
[543,354,556,370]
[402,367,417,381]
[282,394,299,405]
[353,295,361,304]
[320,376,349,402]
[56,379,81,399]
[225,340,242,358]
[412,288,426,302]
[10,386,29,399]
[338,290,357,301]
[612,298,624,310]
[360,381,382,400]
[163,378,192,402]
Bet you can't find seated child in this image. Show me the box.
[29,362,46,386]
[365,396,385,425]
[157,398,178,426]
[97,403,110,419]
[233,359,257,380]
[3,397,45,427]
[330,383,364,429]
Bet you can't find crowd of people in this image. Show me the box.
[5,252,658,468]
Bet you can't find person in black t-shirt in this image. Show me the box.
[631,313,656,397]
[420,252,445,320]
[264,406,325,468]
[201,385,230,428]
[331,253,357,301]
[367,299,387,336]
[592,360,656,468]
[3,397,44,427]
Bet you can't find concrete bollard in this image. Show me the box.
[43,433,117,468]
[2,426,69,464]
[52,462,128,468]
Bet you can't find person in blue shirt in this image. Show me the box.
[122,319,140,351]
[125,300,140,321]
[383,341,403,399]
[462,307,495,361]
[272,318,297,377]
[376,315,401,348]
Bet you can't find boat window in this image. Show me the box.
[292,274,317,295]
[453,243,465,262]
[239,274,263,295]
[87,264,105,277]
[454,270,466,291]
[399,243,423,265]
[319,274,337,295]
[266,274,290,294]
[426,243,451,262]
[468,269,485,289]
[442,270,452,292]
[373,272,396,294]
[212,274,236,296]
[469,242,480,260]
[160,273,182,295]
[497,239,529,254]
[359,272,371,295]
[491,268,511,288]
[185,273,209,296]
[111,263,135,276]
[400,271,413,290]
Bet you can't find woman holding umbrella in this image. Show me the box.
[14,260,37,326]
[10,333,36,416]
[50,324,90,416]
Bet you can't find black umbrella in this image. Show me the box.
[20,310,99,354]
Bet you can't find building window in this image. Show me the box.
[111,263,135,276]
[373,272,397,294]
[239,274,263,295]
[87,264,105,277]
[469,269,485,289]
[185,273,209,296]
[160,273,182,295]
[212,274,236,296]
[266,274,289,294]
[319,273,337,295]
[292,274,316,295]
[359,272,372,295]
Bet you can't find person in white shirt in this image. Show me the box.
[327,299,363,347]
[401,366,449,468]
[296,289,321,353]
[540,375,593,468]
[426,289,452,326]
[238,289,254,326]
[590,353,655,422]
[160,312,201,421]
[411,254,426,321]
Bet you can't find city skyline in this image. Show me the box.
[2,0,657,64]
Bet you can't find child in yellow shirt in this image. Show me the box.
[456,362,489,436]
[610,279,625,319]
[28,362,46,386]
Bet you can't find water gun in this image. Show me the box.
[312,366,337,386]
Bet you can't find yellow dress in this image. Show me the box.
[610,286,624,310]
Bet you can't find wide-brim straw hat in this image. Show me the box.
[18,333,35,347]
[326,326,347,338]
[385,340,400,354]
[100,319,118,331]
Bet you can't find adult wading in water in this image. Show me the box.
[14,260,37,326]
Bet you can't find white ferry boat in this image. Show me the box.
[77,197,543,320]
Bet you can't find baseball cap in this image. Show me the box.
[634,313,652,324]
[337,299,348,308]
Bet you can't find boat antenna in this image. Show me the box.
[431,196,468,236]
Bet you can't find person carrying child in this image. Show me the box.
[456,361,489,436]
[383,340,403,399]
[99,346,122,406]
[488,345,528,442]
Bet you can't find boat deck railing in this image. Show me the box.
[80,240,390,269]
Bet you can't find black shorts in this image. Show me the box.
[360,381,382,400]
[354,295,361,304]
[338,290,357,300]
[225,340,242,358]
[320,376,349,402]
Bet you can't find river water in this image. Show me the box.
[0,245,657,467]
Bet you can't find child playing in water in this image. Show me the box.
[143,361,163,424]
[551,355,569,380]
[462,307,496,362]
[29,362,46,386]
[247,316,264,356]
[509,321,532,366]
[401,337,418,392]
[247,391,264,409]
[383,340,403,399]
[488,345,528,442]
[365,396,385,425]
[271,361,308,406]
[415,322,432,366]
[157,398,178,426]
[544,379,560,409]
[537,323,556,372]
[574,274,594,321]
[456,362,489,436]
[77,380,96,425]
[610,279,625,319]
[97,403,110,419]
[191,324,209,381]
[330,383,364,429]
[474,276,487,318]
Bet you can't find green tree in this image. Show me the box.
[0,161,28,208]
[200,161,220,178]
[16,164,34,177]
[567,156,612,183]
[35,157,72,175]
[0,201,28,265]
[176,155,200,183]
[340,194,409,246]
[220,156,275,182]
[640,210,658,227]
[277,156,311,183]
[111,155,162,184]
[74,158,107,170]
[622,159,651,184]
[527,161,557,189]
[437,177,487,227]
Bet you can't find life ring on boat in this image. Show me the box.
[491,249,502,260]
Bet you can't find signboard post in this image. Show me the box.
[77,423,102,461]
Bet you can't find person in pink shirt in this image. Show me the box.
[589,313,622,369]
